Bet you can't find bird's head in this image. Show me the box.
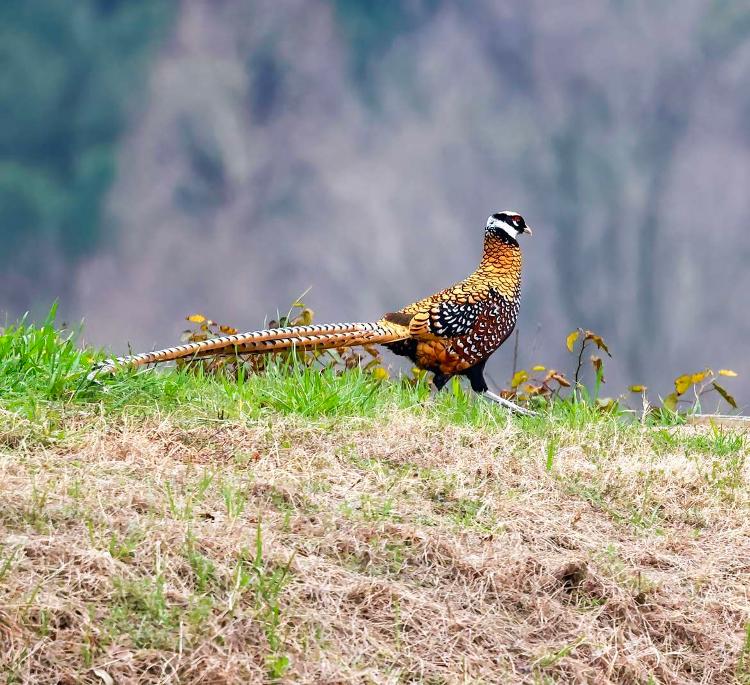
[485,211,533,242]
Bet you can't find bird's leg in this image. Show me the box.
[465,361,489,393]
[432,373,451,391]
[465,362,537,417]
[484,391,537,417]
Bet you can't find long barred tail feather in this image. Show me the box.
[88,321,409,379]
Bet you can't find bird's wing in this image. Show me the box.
[420,299,488,337]
[382,311,414,327]
[394,287,507,341]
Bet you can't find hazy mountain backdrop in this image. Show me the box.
[2,0,750,405]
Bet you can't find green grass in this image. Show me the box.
[0,305,91,410]
[0,307,638,436]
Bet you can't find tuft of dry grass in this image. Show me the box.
[1,410,749,684]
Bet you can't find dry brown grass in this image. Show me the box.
[1,411,749,684]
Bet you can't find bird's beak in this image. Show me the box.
[523,226,533,236]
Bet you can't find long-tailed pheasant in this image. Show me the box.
[91,212,533,412]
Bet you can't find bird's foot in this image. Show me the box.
[484,391,537,417]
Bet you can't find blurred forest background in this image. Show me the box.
[2,0,750,405]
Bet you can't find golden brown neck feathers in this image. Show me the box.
[469,234,523,300]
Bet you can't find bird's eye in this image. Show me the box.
[513,216,521,226]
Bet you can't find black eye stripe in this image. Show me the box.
[491,213,524,225]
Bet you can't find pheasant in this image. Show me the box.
[91,211,533,413]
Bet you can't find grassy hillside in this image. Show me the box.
[1,315,749,683]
